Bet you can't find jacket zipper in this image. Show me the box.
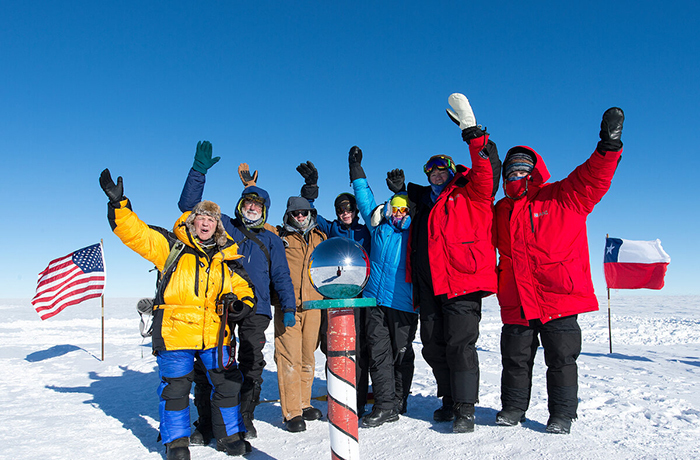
[528,205,535,234]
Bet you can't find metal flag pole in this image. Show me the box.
[606,234,612,354]
[607,287,612,354]
[101,239,105,361]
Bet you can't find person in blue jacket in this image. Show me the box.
[295,160,372,415]
[347,146,418,428]
[178,141,297,442]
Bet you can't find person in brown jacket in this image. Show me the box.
[273,195,327,432]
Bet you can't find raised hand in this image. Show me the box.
[238,163,258,187]
[386,168,406,193]
[99,168,124,205]
[192,141,220,174]
[296,161,318,185]
[446,93,476,130]
[597,107,624,153]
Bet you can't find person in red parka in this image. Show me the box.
[406,93,501,433]
[493,107,624,435]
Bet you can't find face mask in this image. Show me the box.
[504,176,529,200]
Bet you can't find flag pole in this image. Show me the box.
[606,233,612,354]
[101,239,105,361]
[607,287,612,354]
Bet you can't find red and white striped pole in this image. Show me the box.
[326,306,359,460]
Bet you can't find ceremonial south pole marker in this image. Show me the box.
[304,238,374,460]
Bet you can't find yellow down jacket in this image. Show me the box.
[108,198,255,351]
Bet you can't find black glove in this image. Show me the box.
[296,161,318,185]
[296,161,319,200]
[99,169,124,206]
[461,126,488,144]
[220,293,251,323]
[597,107,624,154]
[386,169,406,193]
[348,146,366,181]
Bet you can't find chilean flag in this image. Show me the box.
[604,238,670,290]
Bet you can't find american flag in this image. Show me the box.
[32,243,106,320]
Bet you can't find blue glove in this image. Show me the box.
[192,140,220,174]
[283,311,296,328]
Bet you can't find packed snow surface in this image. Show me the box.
[1,295,699,459]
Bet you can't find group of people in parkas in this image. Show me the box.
[100,92,625,459]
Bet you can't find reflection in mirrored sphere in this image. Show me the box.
[308,237,370,299]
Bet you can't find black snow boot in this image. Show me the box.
[433,397,455,422]
[302,406,323,421]
[166,437,190,460]
[216,433,252,456]
[284,415,307,433]
[452,403,475,433]
[189,419,213,445]
[361,406,399,428]
[496,407,526,426]
[241,412,257,439]
[546,415,572,434]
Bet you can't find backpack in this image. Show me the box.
[136,241,187,338]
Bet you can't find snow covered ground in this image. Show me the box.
[1,295,699,460]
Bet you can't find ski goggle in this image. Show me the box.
[423,156,455,174]
[392,206,409,214]
[335,201,355,214]
[291,210,309,217]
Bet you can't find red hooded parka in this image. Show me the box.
[495,146,622,325]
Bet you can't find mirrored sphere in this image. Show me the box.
[308,237,370,299]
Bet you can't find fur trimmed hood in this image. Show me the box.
[183,200,229,247]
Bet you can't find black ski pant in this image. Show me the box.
[419,289,482,405]
[365,305,419,411]
[320,306,370,413]
[500,315,581,420]
[193,312,271,424]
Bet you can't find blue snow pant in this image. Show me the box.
[157,347,245,444]
[500,315,581,420]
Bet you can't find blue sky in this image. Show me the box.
[2,1,698,299]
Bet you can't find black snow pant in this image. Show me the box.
[193,312,271,425]
[419,288,482,405]
[320,306,370,413]
[365,305,419,411]
[500,315,581,420]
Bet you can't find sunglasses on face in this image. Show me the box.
[423,157,454,174]
[292,210,309,217]
[392,206,408,214]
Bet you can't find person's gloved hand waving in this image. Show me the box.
[192,141,220,175]
[597,107,624,154]
[446,93,486,143]
[386,169,405,193]
[238,163,258,187]
[99,168,124,206]
[348,146,366,181]
[297,161,319,200]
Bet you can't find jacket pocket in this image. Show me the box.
[533,260,575,295]
[447,241,477,274]
[160,306,202,349]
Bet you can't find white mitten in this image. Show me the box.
[446,93,476,130]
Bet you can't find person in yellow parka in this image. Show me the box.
[100,169,256,460]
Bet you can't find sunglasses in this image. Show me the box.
[392,206,408,214]
[423,156,454,174]
[291,210,309,217]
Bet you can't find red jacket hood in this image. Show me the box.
[503,146,551,185]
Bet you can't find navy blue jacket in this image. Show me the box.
[178,168,296,317]
[312,204,371,256]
